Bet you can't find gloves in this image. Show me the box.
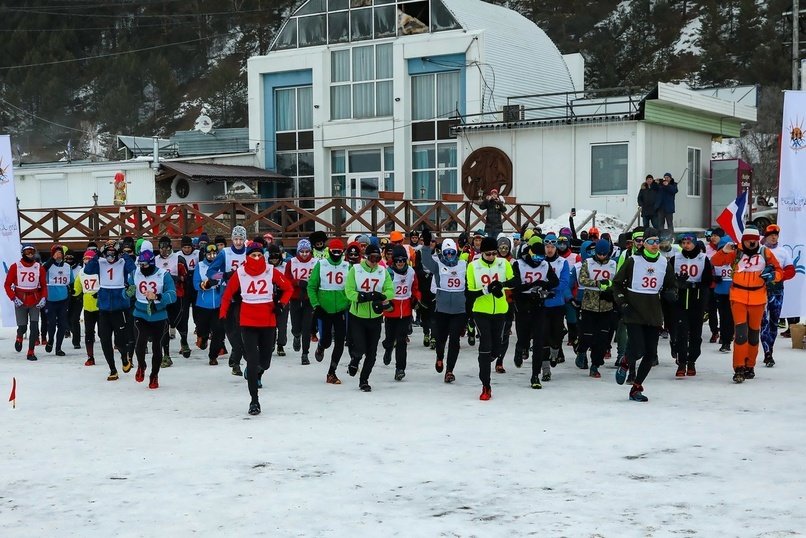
[14,298,23,307]
[371,301,385,314]
[357,292,372,303]
[369,291,386,302]
[598,279,611,290]
[36,298,46,309]
[421,229,432,246]
[125,285,136,298]
[761,266,776,283]
[662,289,678,303]
[487,280,504,297]
[90,292,98,299]
[676,272,690,284]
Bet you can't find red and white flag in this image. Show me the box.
[715,190,748,244]
[9,377,16,408]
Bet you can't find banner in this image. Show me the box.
[0,136,22,326]
[778,92,806,318]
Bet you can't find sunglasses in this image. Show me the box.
[442,249,457,257]
[644,238,660,245]
[544,240,557,245]
[393,257,407,263]
[367,254,382,261]
[634,238,644,243]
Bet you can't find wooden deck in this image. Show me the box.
[18,197,549,250]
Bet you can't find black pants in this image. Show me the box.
[581,310,613,367]
[134,317,168,377]
[674,292,705,365]
[543,306,565,366]
[348,314,382,384]
[124,301,135,359]
[84,310,99,358]
[514,303,546,376]
[242,326,276,404]
[69,294,83,348]
[434,311,466,373]
[382,316,411,371]
[318,310,347,375]
[275,303,289,348]
[46,299,69,351]
[98,309,128,374]
[474,312,505,387]
[626,323,660,386]
[225,302,244,366]
[707,288,719,335]
[716,294,734,346]
[178,294,192,344]
[498,306,514,365]
[290,300,313,353]
[419,303,434,338]
[163,301,184,357]
[195,306,226,360]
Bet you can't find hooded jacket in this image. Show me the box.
[419,243,467,315]
[220,254,293,326]
[308,254,351,314]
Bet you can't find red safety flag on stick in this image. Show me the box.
[9,377,16,408]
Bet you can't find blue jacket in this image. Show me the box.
[206,245,246,280]
[44,260,73,302]
[544,255,571,308]
[126,269,177,322]
[714,236,733,295]
[193,259,224,309]
[83,254,136,311]
[657,180,678,214]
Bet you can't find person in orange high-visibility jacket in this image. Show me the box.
[710,226,782,383]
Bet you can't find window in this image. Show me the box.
[412,142,457,199]
[688,147,702,197]
[591,143,628,195]
[411,71,460,142]
[330,44,393,120]
[275,85,314,210]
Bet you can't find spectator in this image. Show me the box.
[479,189,506,238]
[637,175,659,228]
[657,172,678,233]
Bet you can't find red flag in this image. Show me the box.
[9,377,16,408]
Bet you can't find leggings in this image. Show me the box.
[348,314,382,385]
[225,302,244,367]
[626,323,660,386]
[275,303,289,348]
[69,294,83,347]
[514,303,546,376]
[162,301,184,357]
[14,304,40,352]
[433,311,467,373]
[46,299,69,351]
[730,302,765,369]
[498,307,514,365]
[474,312,505,387]
[134,317,168,377]
[242,326,276,404]
[707,288,720,335]
[761,292,784,354]
[195,306,226,360]
[318,310,347,375]
[178,294,193,344]
[673,292,705,365]
[382,316,411,371]
[716,294,734,346]
[98,309,128,374]
[84,310,99,358]
[290,300,313,353]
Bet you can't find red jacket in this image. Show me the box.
[383,268,421,318]
[5,259,48,306]
[220,258,292,327]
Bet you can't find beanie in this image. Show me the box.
[297,238,312,251]
[328,238,345,251]
[180,236,193,247]
[246,241,264,255]
[595,239,611,256]
[480,237,498,252]
[391,245,408,259]
[365,244,381,256]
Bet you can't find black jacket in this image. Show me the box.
[637,183,659,217]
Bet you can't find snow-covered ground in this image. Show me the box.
[2,323,806,537]
[541,209,628,239]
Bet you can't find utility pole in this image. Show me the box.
[795,0,800,89]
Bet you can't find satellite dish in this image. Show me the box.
[194,114,213,134]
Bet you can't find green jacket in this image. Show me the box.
[466,256,514,315]
[344,260,394,319]
[308,257,350,313]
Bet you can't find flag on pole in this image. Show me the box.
[715,190,748,243]
[9,377,16,408]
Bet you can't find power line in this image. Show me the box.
[0,97,87,133]
[2,6,279,19]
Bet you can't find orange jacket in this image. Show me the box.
[711,247,782,306]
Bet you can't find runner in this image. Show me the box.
[267,244,290,357]
[194,244,226,365]
[760,224,797,367]
[577,239,618,378]
[286,238,316,364]
[155,236,189,366]
[4,244,48,360]
[43,244,73,356]
[73,251,100,366]
[381,245,421,381]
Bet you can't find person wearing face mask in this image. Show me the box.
[612,228,678,402]
[512,237,559,388]
[5,244,48,360]
[381,245,421,381]
[541,233,572,382]
[207,225,248,376]
[155,236,190,367]
[466,236,516,400]
[577,239,618,378]
[83,241,137,381]
[42,244,73,356]
[711,226,783,382]
[493,235,515,374]
[266,244,290,357]
[614,228,645,373]
[64,249,83,351]
[126,247,177,389]
[73,251,100,366]
[555,232,579,355]
[179,235,198,346]
[220,242,293,416]
[704,228,726,344]
[286,238,317,365]
[344,244,395,392]
[194,244,227,365]
[345,242,362,265]
[308,239,351,384]
[420,232,467,383]
[759,224,797,367]
[669,232,713,377]
[712,235,736,353]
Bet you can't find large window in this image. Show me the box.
[687,147,702,197]
[412,143,457,199]
[272,0,461,50]
[275,86,315,210]
[331,44,393,120]
[591,143,628,195]
[411,71,461,141]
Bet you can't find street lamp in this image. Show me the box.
[92,193,98,205]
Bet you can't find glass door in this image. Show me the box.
[347,174,379,232]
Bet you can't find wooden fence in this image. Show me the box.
[18,197,549,249]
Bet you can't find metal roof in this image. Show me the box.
[441,0,576,117]
[170,128,251,157]
[116,135,174,157]
[157,162,289,182]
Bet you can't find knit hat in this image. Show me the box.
[559,227,572,239]
[497,236,511,250]
[231,226,248,240]
[391,245,408,260]
[297,238,312,251]
[180,236,193,247]
[544,232,558,242]
[644,227,660,239]
[82,250,97,260]
[528,235,543,247]
[529,240,545,256]
[198,232,210,244]
[140,240,154,254]
[214,235,226,245]
[356,234,370,245]
[328,238,344,251]
[365,244,381,257]
[595,239,611,256]
[137,249,155,265]
[50,244,64,256]
[441,238,457,252]
[742,226,761,241]
[158,236,172,248]
[309,231,327,245]
[246,241,264,255]
[480,237,498,252]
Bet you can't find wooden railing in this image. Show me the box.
[18,197,549,248]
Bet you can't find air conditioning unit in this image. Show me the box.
[502,104,525,122]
